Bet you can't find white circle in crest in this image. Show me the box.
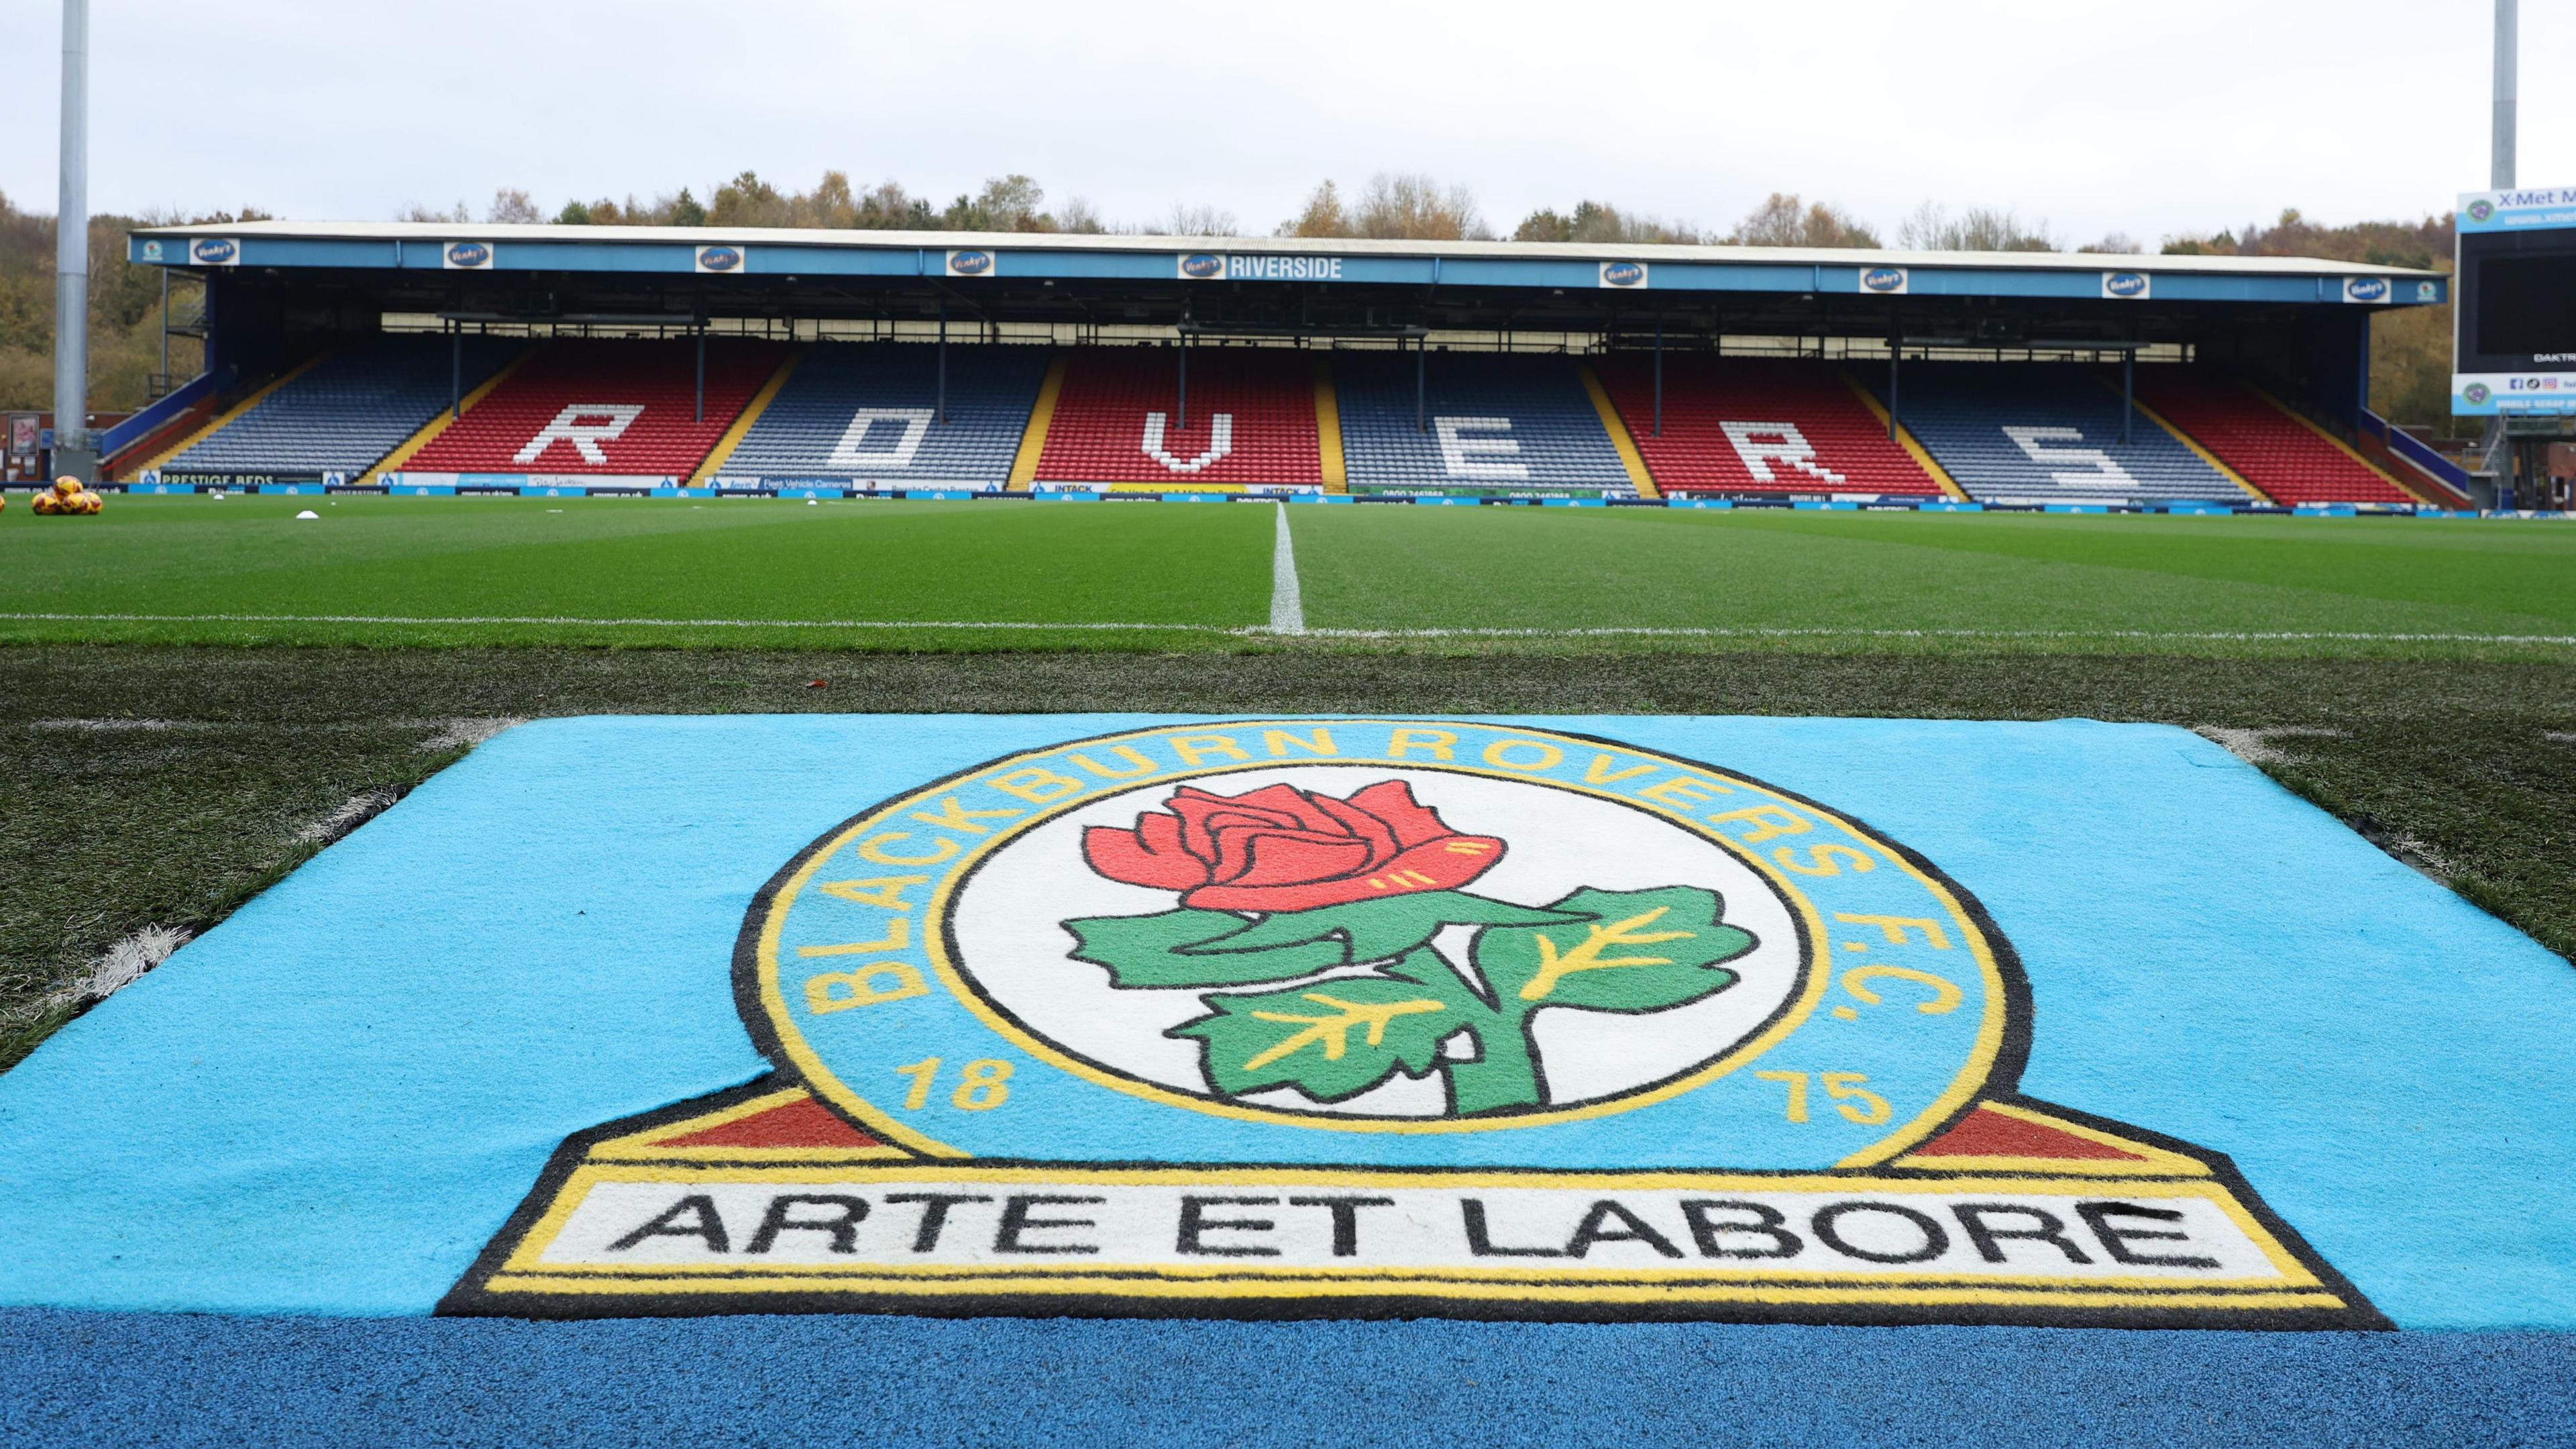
[947,765,1806,1121]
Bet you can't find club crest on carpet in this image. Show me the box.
[445,720,2381,1326]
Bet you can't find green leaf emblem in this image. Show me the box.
[1471,886,1754,1014]
[1171,958,1475,1102]
[1063,908,1344,989]
[1063,891,1582,991]
[1110,883,1758,1118]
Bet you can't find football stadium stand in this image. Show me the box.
[718,343,1051,489]
[1334,352,1635,496]
[1596,357,1944,498]
[114,333,2452,511]
[111,221,2467,506]
[156,336,519,480]
[2135,371,2414,505]
[1884,363,2245,504]
[401,339,784,480]
[1032,347,1319,490]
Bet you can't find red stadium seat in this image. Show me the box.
[1594,357,1942,496]
[406,339,783,478]
[2133,372,2414,505]
[1034,348,1319,488]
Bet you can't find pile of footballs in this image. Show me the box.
[20,476,104,515]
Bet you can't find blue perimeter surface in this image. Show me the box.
[5,1309,2573,1448]
[1,715,2573,1329]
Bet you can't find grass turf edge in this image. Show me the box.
[5,644,2569,1073]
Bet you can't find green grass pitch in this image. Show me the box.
[1,495,2571,655]
[6,494,2575,1069]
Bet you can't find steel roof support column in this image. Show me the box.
[1177,333,1189,433]
[694,327,706,423]
[1886,322,1900,442]
[1652,314,1664,437]
[2122,350,2135,445]
[936,298,948,425]
[1415,336,1426,433]
[450,323,462,419]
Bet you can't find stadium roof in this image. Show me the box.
[129,220,2445,312]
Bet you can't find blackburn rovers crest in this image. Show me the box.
[446,720,2379,1326]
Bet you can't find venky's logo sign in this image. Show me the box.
[447,720,2379,1326]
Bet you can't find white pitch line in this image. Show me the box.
[2192,725,2349,766]
[3,612,2572,645]
[0,611,1224,633]
[294,788,402,846]
[1270,502,1306,635]
[38,924,192,1017]
[1273,626,2576,644]
[418,716,527,753]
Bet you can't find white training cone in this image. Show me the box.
[295,510,319,520]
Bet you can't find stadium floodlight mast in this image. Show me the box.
[52,0,93,483]
[2476,0,2517,504]
[2493,0,2516,189]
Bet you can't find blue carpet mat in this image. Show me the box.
[5,1309,2573,1447]
[2,715,2569,1342]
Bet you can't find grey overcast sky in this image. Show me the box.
[2,0,2563,242]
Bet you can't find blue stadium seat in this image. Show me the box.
[166,335,519,478]
[722,343,1050,488]
[1335,352,1633,495]
[1882,363,2243,504]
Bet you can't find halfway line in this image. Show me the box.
[1270,502,1306,635]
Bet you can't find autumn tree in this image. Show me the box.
[1279,174,1489,240]
[1515,201,1702,246]
[1279,180,1352,238]
[484,189,542,225]
[1725,194,1880,248]
[1895,202,2055,252]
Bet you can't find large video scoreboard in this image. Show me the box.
[2455,187,2576,416]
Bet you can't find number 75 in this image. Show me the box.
[1752,1070,1892,1125]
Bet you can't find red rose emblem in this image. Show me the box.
[1081,780,1506,912]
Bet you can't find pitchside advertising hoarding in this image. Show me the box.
[2455,186,2576,415]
